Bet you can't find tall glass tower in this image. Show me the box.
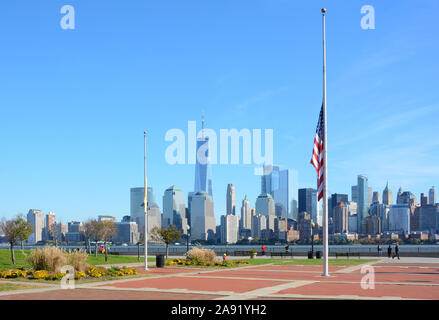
[194,115,213,196]
[357,175,369,234]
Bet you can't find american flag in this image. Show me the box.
[311,104,324,201]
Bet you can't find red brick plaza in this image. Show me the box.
[1,258,439,300]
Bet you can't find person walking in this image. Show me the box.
[377,244,382,257]
[394,243,400,260]
[387,244,392,258]
[261,245,266,256]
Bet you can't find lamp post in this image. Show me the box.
[186,225,190,255]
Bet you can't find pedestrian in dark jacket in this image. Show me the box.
[393,243,400,260]
[387,245,392,258]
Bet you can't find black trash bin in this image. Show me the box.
[308,251,314,259]
[156,254,165,268]
[316,251,322,259]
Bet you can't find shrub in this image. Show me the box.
[45,272,66,281]
[33,270,49,279]
[75,271,86,280]
[87,266,106,278]
[26,247,66,272]
[65,249,89,273]
[0,270,27,278]
[186,248,217,264]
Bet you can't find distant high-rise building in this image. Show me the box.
[333,202,349,234]
[421,193,429,206]
[255,193,275,217]
[251,214,267,238]
[261,165,298,219]
[388,204,410,234]
[190,191,216,241]
[357,175,369,234]
[240,195,252,231]
[220,214,239,244]
[397,191,417,206]
[194,116,213,197]
[130,187,162,238]
[226,184,236,215]
[298,188,318,224]
[163,185,187,234]
[363,215,381,235]
[114,221,140,244]
[419,204,439,234]
[44,212,56,241]
[297,211,312,240]
[429,187,436,205]
[397,187,403,204]
[330,194,348,220]
[368,187,373,206]
[372,191,381,204]
[382,182,393,205]
[351,185,358,203]
[27,209,44,244]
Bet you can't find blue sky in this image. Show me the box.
[0,1,438,223]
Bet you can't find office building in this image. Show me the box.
[163,185,187,234]
[429,187,436,205]
[388,204,410,234]
[382,182,393,205]
[27,209,44,244]
[190,191,216,241]
[226,184,236,215]
[357,175,369,234]
[220,214,239,244]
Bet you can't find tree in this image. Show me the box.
[0,218,21,265]
[99,220,117,262]
[83,219,96,254]
[87,219,102,257]
[16,215,33,251]
[150,226,182,259]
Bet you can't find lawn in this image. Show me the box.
[0,282,46,292]
[0,248,154,271]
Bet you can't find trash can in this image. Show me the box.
[308,251,314,259]
[156,254,165,268]
[316,251,322,259]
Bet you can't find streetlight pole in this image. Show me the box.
[144,131,148,271]
[186,225,190,255]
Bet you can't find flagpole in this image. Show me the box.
[144,131,148,271]
[321,8,329,277]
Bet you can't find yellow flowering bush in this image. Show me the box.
[0,270,27,278]
[87,266,103,278]
[45,272,66,281]
[75,271,86,280]
[33,270,49,279]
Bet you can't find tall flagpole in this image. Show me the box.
[144,131,149,271]
[321,8,329,277]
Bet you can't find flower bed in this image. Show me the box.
[0,265,138,281]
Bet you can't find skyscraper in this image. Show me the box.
[351,185,358,203]
[194,116,213,196]
[190,191,216,241]
[130,187,162,236]
[226,184,236,215]
[429,186,436,205]
[220,214,239,244]
[240,195,252,231]
[27,209,44,244]
[163,185,187,234]
[261,165,297,219]
[333,202,349,234]
[298,188,318,224]
[357,175,369,234]
[372,191,381,204]
[383,182,393,205]
[330,193,348,219]
[388,204,410,234]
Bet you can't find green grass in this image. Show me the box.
[0,248,153,271]
[0,282,45,292]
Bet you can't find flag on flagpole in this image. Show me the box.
[311,104,325,201]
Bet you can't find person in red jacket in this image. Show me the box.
[261,245,267,256]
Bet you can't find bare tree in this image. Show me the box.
[83,219,95,255]
[0,218,21,265]
[99,221,117,262]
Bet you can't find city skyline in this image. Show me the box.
[0,1,438,222]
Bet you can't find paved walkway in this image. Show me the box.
[1,258,439,300]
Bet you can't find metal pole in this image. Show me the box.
[321,8,329,277]
[144,131,148,270]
